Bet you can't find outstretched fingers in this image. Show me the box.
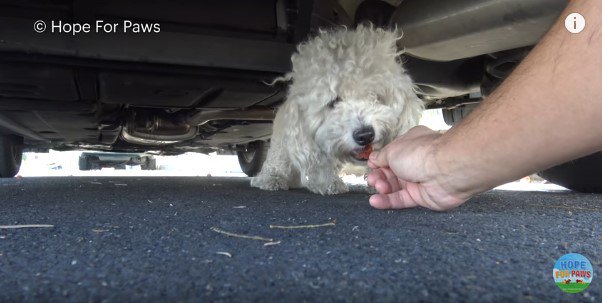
[369,181,448,211]
[367,168,404,194]
[369,190,420,209]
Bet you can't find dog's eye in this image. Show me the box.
[327,97,341,109]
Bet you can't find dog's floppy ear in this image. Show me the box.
[278,97,320,169]
[387,72,424,138]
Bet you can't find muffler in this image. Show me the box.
[122,111,197,145]
[121,107,276,145]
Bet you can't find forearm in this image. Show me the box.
[432,0,602,196]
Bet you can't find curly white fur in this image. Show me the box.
[251,25,423,195]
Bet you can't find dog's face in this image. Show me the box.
[285,25,422,165]
[311,86,400,165]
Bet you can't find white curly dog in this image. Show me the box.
[251,25,423,195]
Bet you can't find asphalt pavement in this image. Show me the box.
[0,177,600,302]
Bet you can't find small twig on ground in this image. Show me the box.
[210,227,274,242]
[0,224,54,229]
[264,241,282,246]
[216,251,232,258]
[269,220,336,229]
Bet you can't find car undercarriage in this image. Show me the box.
[0,0,568,153]
[4,0,600,193]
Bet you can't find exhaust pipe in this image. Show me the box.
[186,107,276,126]
[391,0,568,61]
[122,107,276,145]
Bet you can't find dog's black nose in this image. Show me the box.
[353,126,375,146]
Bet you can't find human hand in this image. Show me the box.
[367,126,469,211]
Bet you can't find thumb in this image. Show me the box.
[369,126,433,168]
[368,147,389,168]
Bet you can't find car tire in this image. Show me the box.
[0,135,23,178]
[88,156,101,170]
[141,157,157,170]
[78,156,90,170]
[538,152,602,193]
[442,104,477,126]
[237,140,269,177]
[80,155,100,170]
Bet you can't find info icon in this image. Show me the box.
[553,253,593,293]
[565,13,585,34]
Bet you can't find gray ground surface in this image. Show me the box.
[0,177,599,302]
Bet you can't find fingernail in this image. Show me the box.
[369,195,380,207]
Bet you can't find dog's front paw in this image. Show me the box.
[306,178,349,195]
[250,174,289,191]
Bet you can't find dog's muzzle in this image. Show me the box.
[351,144,373,161]
[350,126,375,161]
[352,126,375,146]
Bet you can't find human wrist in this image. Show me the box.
[425,135,489,201]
